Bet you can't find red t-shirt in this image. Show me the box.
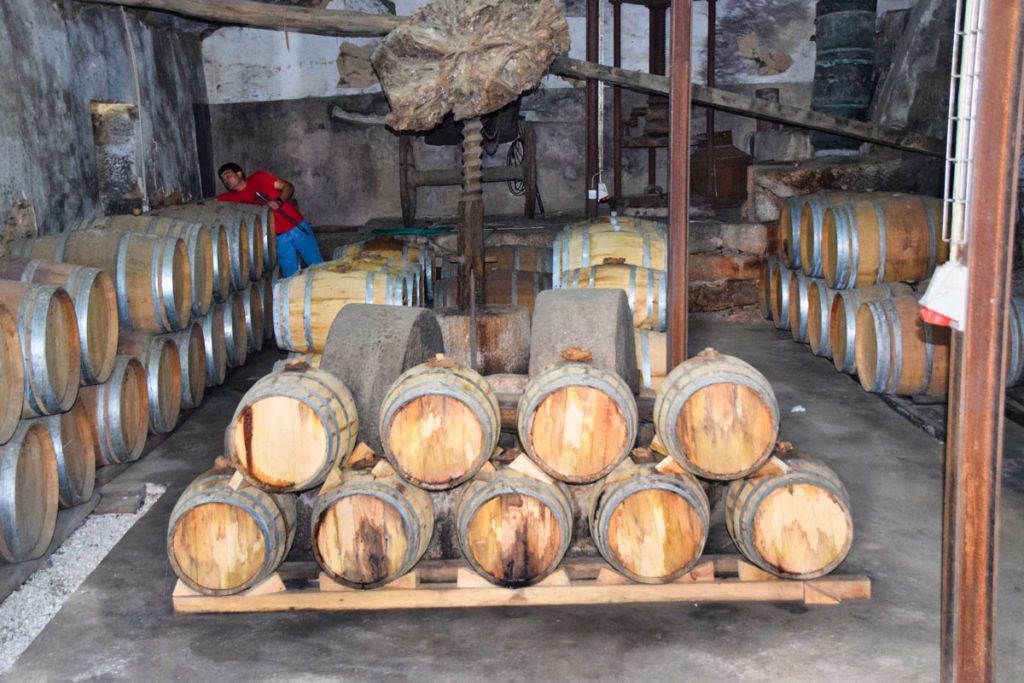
[217,170,305,234]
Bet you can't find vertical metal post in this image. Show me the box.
[648,6,667,190]
[704,0,717,199]
[667,0,692,366]
[613,0,623,200]
[941,1,1024,680]
[585,0,600,218]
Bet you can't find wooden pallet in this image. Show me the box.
[172,555,871,614]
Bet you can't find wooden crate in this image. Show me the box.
[172,555,871,614]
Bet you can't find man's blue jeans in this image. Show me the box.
[277,220,323,277]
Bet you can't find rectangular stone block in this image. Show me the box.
[688,251,763,282]
[689,280,761,312]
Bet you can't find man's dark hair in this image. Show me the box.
[218,162,244,178]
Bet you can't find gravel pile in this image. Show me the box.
[0,484,167,673]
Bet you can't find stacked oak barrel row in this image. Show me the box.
[0,203,275,565]
[553,215,669,392]
[761,191,1024,397]
[167,343,854,594]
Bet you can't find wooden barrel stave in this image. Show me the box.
[226,368,359,492]
[380,361,500,490]
[787,271,812,343]
[769,265,794,331]
[312,462,434,588]
[635,329,667,392]
[0,281,81,417]
[0,421,59,562]
[806,279,838,358]
[118,332,182,435]
[167,467,296,595]
[654,348,779,480]
[35,399,97,508]
[80,355,149,465]
[241,283,265,353]
[224,291,248,368]
[518,362,638,483]
[726,457,853,579]
[829,282,914,374]
[0,304,24,444]
[456,467,573,587]
[201,305,228,388]
[589,461,710,583]
[158,323,206,411]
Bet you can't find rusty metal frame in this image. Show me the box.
[667,0,692,366]
[941,1,1024,680]
[585,0,600,218]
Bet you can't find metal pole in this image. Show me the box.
[941,1,1024,680]
[704,0,717,199]
[648,6,667,191]
[613,0,623,200]
[667,0,692,366]
[586,0,600,218]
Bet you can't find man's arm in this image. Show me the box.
[269,177,295,211]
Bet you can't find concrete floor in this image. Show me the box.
[4,320,1024,682]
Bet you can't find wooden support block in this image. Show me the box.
[349,443,376,467]
[803,584,841,606]
[94,482,146,515]
[507,453,554,484]
[675,560,715,583]
[173,580,201,598]
[629,447,657,465]
[650,433,668,456]
[456,568,494,589]
[382,572,420,590]
[244,573,286,597]
[596,567,632,585]
[228,471,244,490]
[655,456,686,475]
[319,573,354,592]
[737,560,780,582]
[536,569,570,587]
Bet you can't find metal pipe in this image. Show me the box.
[667,0,692,367]
[586,0,600,218]
[941,1,1024,680]
[613,0,623,200]
[649,6,667,190]
[704,0,717,199]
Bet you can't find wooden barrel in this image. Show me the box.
[36,399,97,508]
[71,216,214,317]
[778,196,808,270]
[241,283,264,353]
[806,279,839,358]
[456,467,573,587]
[1007,298,1024,387]
[167,467,296,595]
[0,259,119,386]
[552,216,666,285]
[336,237,422,266]
[272,269,411,353]
[201,305,228,387]
[214,201,275,271]
[822,194,947,289]
[518,362,637,483]
[434,270,551,316]
[855,294,950,397]
[312,461,434,588]
[151,204,254,289]
[80,354,149,465]
[0,421,59,562]
[13,230,192,333]
[0,281,81,417]
[379,359,500,490]
[787,271,813,343]
[561,264,666,331]
[318,259,423,308]
[829,282,914,374]
[589,461,710,583]
[797,192,856,278]
[146,209,230,301]
[654,348,779,480]
[118,332,182,435]
[485,245,552,273]
[227,368,359,492]
[635,329,667,392]
[759,257,776,320]
[0,304,24,444]
[235,210,265,282]
[727,456,853,578]
[159,323,206,411]
[769,265,794,330]
[224,291,248,368]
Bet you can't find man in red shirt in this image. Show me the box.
[216,162,323,277]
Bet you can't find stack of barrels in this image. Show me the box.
[433,244,553,316]
[273,238,423,354]
[0,202,276,566]
[553,214,669,392]
[167,345,855,594]
[762,191,1024,397]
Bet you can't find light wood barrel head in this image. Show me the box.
[605,488,705,580]
[118,358,148,456]
[315,494,410,586]
[529,386,629,482]
[676,384,776,479]
[753,482,853,577]
[0,422,58,562]
[229,395,329,490]
[171,501,267,593]
[386,394,484,488]
[0,304,23,443]
[464,492,564,587]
